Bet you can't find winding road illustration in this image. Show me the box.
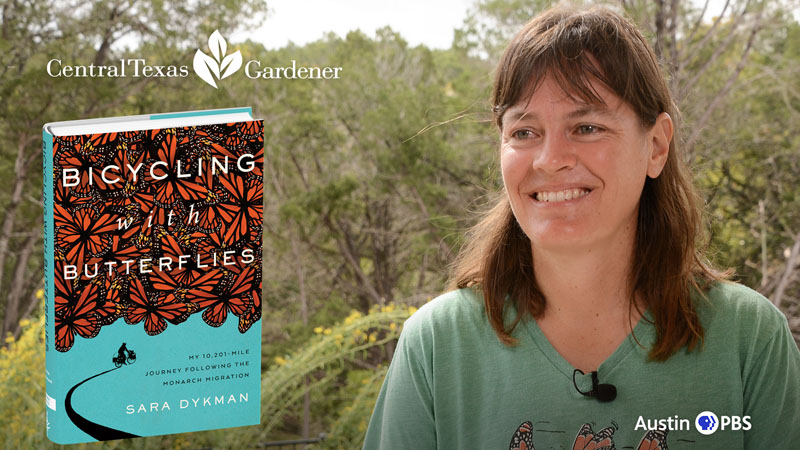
[65,367,140,441]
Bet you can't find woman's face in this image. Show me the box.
[500,76,670,255]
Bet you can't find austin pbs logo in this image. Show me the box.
[695,411,751,435]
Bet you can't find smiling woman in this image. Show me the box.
[363,4,800,450]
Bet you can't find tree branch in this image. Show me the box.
[684,6,763,155]
[772,231,800,308]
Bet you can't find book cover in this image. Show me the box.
[43,110,264,444]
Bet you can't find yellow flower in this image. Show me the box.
[313,326,323,334]
[323,328,332,335]
[368,334,377,343]
[389,322,397,331]
[344,310,363,325]
[274,356,287,366]
[35,289,44,300]
[408,306,418,315]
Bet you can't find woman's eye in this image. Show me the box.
[511,130,535,140]
[576,124,602,135]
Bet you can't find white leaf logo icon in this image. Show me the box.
[209,30,226,61]
[193,30,242,88]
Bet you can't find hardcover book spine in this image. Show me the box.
[42,128,60,442]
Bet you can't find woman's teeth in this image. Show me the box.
[533,188,590,203]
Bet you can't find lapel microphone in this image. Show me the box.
[572,369,617,402]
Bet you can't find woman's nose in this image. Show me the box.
[531,132,577,173]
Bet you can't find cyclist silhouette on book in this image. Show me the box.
[113,343,136,367]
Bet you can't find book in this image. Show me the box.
[42,107,264,444]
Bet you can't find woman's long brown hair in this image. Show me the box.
[448,5,728,361]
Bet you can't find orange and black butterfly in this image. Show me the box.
[119,130,144,143]
[184,166,228,232]
[238,256,262,333]
[196,219,233,258]
[635,430,668,450]
[94,274,126,325]
[181,267,224,304]
[100,142,147,200]
[56,205,120,269]
[87,235,150,276]
[124,276,193,336]
[53,260,96,318]
[88,132,118,150]
[148,240,221,304]
[154,230,209,283]
[146,133,206,206]
[509,421,535,450]
[572,423,616,450]
[57,141,107,196]
[244,142,263,178]
[237,120,262,141]
[54,182,92,228]
[194,265,253,327]
[55,282,101,352]
[218,172,262,244]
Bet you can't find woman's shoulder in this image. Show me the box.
[702,281,784,318]
[400,288,495,342]
[697,281,790,345]
[405,288,486,326]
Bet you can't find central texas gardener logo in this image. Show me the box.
[193,30,242,88]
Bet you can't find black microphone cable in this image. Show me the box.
[572,369,617,402]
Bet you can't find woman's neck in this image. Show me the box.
[532,225,640,327]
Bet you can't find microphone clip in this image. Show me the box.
[572,369,617,402]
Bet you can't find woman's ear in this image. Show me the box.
[647,112,673,178]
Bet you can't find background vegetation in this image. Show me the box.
[1,0,799,447]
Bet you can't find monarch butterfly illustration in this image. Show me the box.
[237,254,262,333]
[180,267,224,303]
[239,276,262,333]
[572,423,616,450]
[245,143,263,178]
[54,262,97,318]
[101,143,147,201]
[56,205,120,269]
[237,120,262,141]
[54,182,92,228]
[146,133,206,206]
[55,282,100,352]
[91,274,124,326]
[87,235,149,275]
[57,141,107,196]
[156,232,204,286]
[185,167,228,232]
[194,265,253,327]
[119,129,144,143]
[52,123,263,350]
[507,421,667,450]
[218,172,262,244]
[635,430,668,450]
[89,131,118,149]
[125,276,193,336]
[509,421,535,450]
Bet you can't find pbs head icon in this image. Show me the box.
[695,411,719,435]
[695,411,751,435]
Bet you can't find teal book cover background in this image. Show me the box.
[43,116,263,444]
